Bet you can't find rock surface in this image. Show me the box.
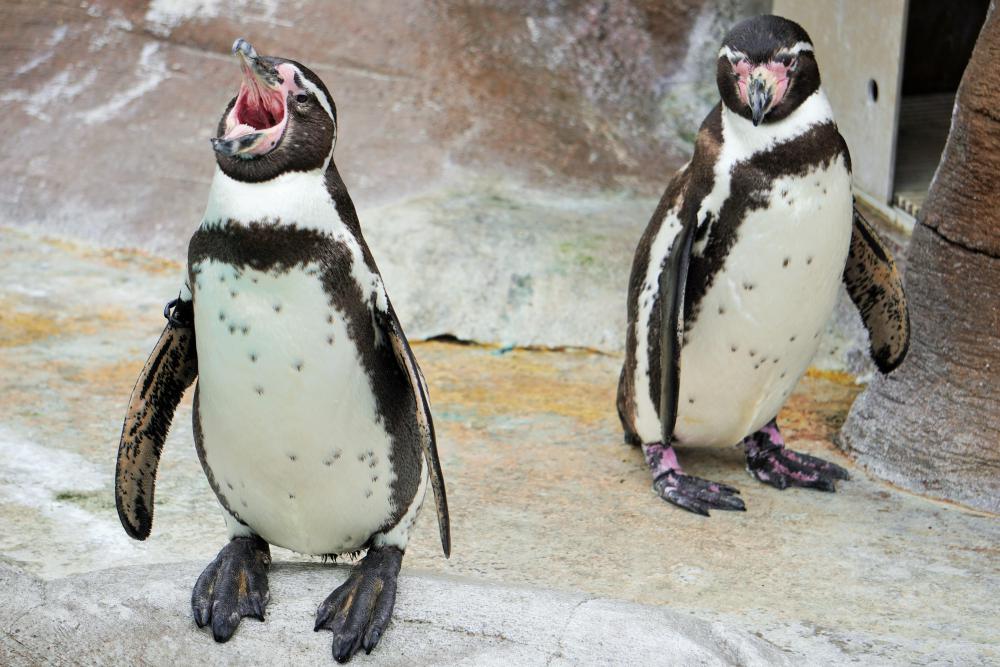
[1,0,765,256]
[0,228,997,664]
[0,561,789,665]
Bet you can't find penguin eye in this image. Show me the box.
[295,93,309,104]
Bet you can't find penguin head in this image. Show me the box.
[212,39,337,182]
[716,16,820,126]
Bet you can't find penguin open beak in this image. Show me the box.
[213,39,292,159]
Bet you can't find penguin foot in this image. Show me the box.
[744,420,850,491]
[191,535,271,643]
[315,545,403,663]
[643,442,746,515]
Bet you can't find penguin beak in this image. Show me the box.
[739,62,791,127]
[747,76,772,126]
[213,39,292,159]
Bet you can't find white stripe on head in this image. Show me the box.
[719,45,748,62]
[297,73,335,124]
[782,41,814,56]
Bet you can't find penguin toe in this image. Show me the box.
[190,535,271,643]
[316,546,403,663]
[653,471,747,516]
[746,446,848,492]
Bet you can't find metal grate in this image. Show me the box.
[892,93,955,216]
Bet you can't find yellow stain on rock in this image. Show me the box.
[415,342,617,425]
[0,298,131,347]
[0,310,62,347]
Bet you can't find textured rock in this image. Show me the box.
[1,0,765,257]
[1,228,998,665]
[0,560,790,666]
[839,7,1000,513]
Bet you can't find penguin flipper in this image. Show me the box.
[844,204,910,373]
[658,213,696,444]
[374,304,451,558]
[115,298,198,540]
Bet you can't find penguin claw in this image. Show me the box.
[315,546,403,663]
[653,471,747,516]
[191,536,271,643]
[746,445,848,491]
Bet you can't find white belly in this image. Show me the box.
[192,259,399,555]
[675,160,853,446]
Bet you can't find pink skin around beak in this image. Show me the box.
[212,40,305,159]
[734,60,792,125]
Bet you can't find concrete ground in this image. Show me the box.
[0,226,997,664]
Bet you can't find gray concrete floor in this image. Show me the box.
[0,227,997,664]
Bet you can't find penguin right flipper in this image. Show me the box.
[115,296,198,540]
[658,210,697,445]
[374,304,451,558]
[844,204,910,373]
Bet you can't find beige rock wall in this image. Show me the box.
[1,0,767,254]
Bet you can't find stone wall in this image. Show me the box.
[2,0,767,255]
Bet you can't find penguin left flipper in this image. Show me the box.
[115,297,198,540]
[657,208,697,445]
[374,304,451,558]
[844,204,911,373]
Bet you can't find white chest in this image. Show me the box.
[676,158,853,446]
[192,259,399,555]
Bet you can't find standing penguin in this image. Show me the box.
[115,39,449,662]
[618,15,909,515]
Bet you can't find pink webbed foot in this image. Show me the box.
[744,420,850,491]
[643,442,746,516]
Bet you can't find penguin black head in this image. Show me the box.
[213,39,337,183]
[716,15,820,126]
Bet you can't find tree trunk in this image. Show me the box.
[839,6,1000,512]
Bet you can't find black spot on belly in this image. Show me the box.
[789,335,797,342]
[807,256,814,265]
[219,311,225,321]
[327,335,334,345]
[780,372,787,378]
[241,326,249,335]
[288,454,297,462]
[273,304,282,313]
[288,493,295,499]
[226,481,234,490]
[365,489,373,498]
[718,306,725,315]
[782,257,790,267]
[687,397,695,404]
[229,325,236,334]
[254,385,264,395]
[241,499,248,507]
[749,350,757,357]
[249,352,258,362]
[730,344,738,352]
[371,475,378,483]
[230,291,238,298]
[294,361,303,371]
[743,281,754,291]
[327,314,334,324]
